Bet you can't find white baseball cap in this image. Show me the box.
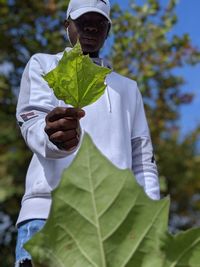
[66,0,111,23]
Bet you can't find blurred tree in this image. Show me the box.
[0,73,31,267]
[0,0,200,265]
[0,0,69,265]
[110,0,200,231]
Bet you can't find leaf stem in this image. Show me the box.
[87,145,106,267]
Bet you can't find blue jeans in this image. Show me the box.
[15,219,46,267]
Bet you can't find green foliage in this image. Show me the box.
[0,1,69,265]
[110,0,200,230]
[157,128,200,229]
[0,0,200,265]
[25,134,200,267]
[44,42,111,108]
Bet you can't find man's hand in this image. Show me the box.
[45,107,85,151]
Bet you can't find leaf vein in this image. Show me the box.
[56,195,97,227]
[122,200,169,267]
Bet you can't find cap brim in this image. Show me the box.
[70,7,112,23]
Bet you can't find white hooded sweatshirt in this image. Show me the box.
[16,48,160,225]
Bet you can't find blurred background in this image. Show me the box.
[0,0,200,265]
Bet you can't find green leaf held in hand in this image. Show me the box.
[24,133,200,267]
[43,42,112,108]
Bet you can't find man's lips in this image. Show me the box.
[81,37,97,45]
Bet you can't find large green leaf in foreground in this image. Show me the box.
[25,134,200,267]
[43,43,111,108]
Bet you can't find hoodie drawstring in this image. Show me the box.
[101,59,112,113]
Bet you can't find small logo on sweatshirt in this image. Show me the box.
[20,111,38,122]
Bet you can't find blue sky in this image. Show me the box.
[110,0,200,137]
[172,0,200,136]
[1,0,199,138]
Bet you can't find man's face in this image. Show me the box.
[65,12,110,55]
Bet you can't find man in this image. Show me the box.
[15,0,160,266]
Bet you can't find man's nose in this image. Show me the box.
[83,25,98,33]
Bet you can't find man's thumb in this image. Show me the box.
[77,109,85,119]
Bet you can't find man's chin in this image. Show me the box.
[80,43,99,56]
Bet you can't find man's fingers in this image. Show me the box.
[77,109,85,119]
[45,118,78,135]
[57,138,79,151]
[49,129,77,143]
[46,107,85,122]
[65,108,85,119]
[45,107,84,152]
[46,107,67,122]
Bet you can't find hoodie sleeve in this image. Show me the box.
[16,54,81,159]
[131,86,160,200]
